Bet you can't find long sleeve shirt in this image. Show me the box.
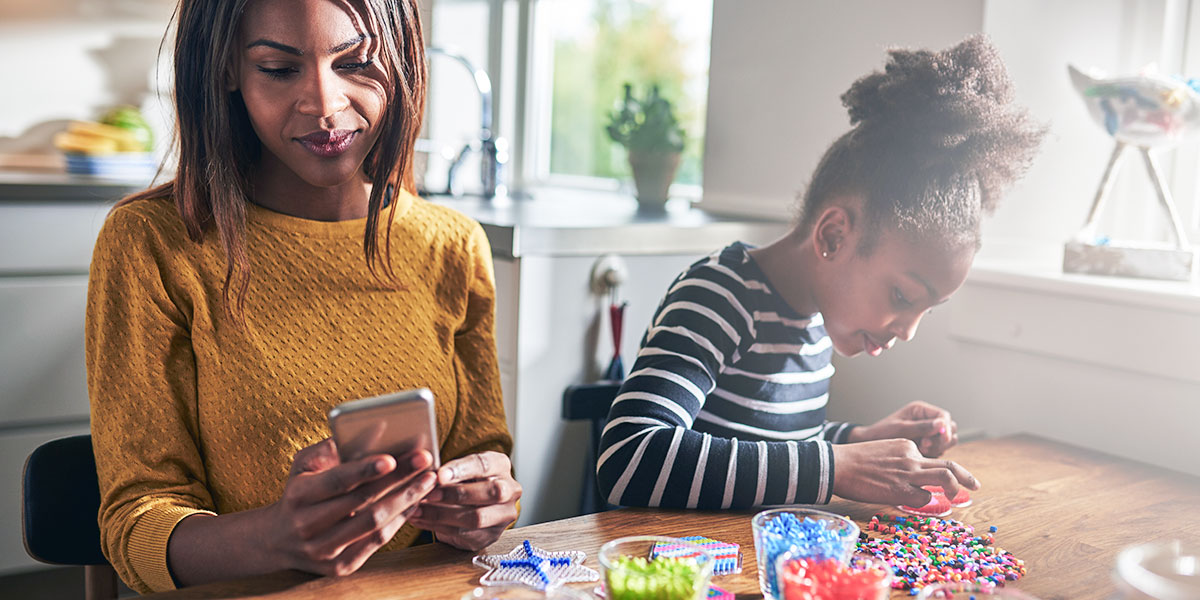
[596,242,856,509]
[86,190,511,593]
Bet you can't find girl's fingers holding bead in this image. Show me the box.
[917,458,976,495]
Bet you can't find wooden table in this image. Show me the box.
[145,434,1200,599]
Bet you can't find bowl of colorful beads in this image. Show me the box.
[917,582,1041,599]
[598,535,715,600]
[776,551,893,600]
[751,508,860,600]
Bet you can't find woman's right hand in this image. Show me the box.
[265,438,438,577]
[830,438,979,508]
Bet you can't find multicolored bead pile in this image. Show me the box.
[756,513,858,598]
[858,514,1027,595]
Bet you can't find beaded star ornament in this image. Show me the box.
[473,540,599,590]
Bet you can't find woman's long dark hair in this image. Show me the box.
[122,0,427,316]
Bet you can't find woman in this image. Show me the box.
[86,0,519,593]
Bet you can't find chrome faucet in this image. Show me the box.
[426,47,507,198]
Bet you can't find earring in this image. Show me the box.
[822,250,829,259]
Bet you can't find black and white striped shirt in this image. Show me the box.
[596,242,856,509]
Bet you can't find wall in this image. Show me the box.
[700,0,985,219]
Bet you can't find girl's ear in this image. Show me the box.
[813,204,853,260]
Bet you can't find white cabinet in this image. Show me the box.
[0,199,113,575]
[496,253,706,526]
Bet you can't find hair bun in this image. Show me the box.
[840,34,1042,212]
[843,35,1013,128]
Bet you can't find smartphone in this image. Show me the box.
[328,388,440,468]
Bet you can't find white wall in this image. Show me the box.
[700,0,985,219]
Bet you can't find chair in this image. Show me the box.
[561,382,621,515]
[22,434,119,600]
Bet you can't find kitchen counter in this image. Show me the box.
[428,188,787,257]
[0,172,790,257]
[0,170,149,203]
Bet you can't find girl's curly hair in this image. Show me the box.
[797,34,1046,253]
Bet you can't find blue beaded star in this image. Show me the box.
[473,540,598,590]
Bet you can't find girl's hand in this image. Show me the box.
[830,438,979,507]
[407,451,521,551]
[850,401,958,457]
[264,439,438,577]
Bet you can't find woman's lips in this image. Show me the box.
[296,130,357,158]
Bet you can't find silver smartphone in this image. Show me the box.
[327,388,440,468]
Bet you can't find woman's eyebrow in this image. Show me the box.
[245,34,370,56]
[246,39,302,55]
[329,34,367,54]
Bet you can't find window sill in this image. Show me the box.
[968,257,1200,315]
[950,243,1200,385]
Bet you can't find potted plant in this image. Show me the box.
[606,83,686,207]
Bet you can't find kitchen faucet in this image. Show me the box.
[426,47,507,198]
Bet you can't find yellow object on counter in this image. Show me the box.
[54,131,119,155]
[55,121,144,154]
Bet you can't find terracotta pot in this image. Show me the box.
[627,149,681,207]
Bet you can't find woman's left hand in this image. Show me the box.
[406,451,521,551]
[849,401,958,457]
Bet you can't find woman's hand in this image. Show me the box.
[407,451,521,551]
[830,438,979,507]
[849,401,958,457]
[264,439,438,577]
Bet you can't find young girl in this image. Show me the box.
[597,36,1044,511]
[86,0,519,593]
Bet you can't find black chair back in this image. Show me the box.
[561,382,621,515]
[22,434,118,600]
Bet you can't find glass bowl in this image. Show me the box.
[917,582,1040,599]
[776,550,892,600]
[751,507,860,600]
[1114,540,1200,600]
[598,535,715,600]
[460,584,595,600]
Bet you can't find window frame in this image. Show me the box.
[435,0,705,200]
[1172,0,1200,243]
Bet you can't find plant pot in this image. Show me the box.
[627,149,681,208]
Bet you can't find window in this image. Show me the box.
[425,0,712,197]
[1174,0,1200,244]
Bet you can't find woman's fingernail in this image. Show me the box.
[372,458,389,475]
[411,453,429,470]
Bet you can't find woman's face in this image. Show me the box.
[816,225,975,358]
[234,0,389,189]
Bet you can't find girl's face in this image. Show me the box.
[234,0,388,189]
[816,225,974,358]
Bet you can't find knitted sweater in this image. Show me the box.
[85,189,512,593]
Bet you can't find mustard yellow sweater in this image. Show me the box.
[85,190,512,593]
